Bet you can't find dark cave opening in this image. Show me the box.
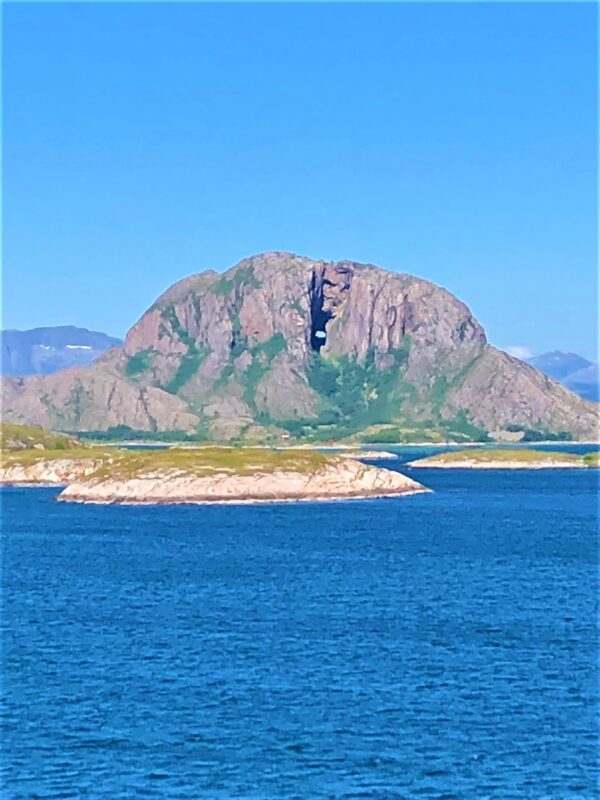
[309,271,333,353]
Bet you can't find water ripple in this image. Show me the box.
[1,469,598,798]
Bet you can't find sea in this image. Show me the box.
[1,447,598,799]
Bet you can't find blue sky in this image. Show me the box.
[3,2,597,359]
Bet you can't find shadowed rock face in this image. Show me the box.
[1,252,597,440]
[308,262,354,352]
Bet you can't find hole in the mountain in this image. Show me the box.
[310,320,330,353]
[309,270,333,353]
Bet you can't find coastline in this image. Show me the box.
[1,449,429,505]
[58,460,429,505]
[57,486,428,506]
[86,439,600,449]
[406,447,596,469]
[407,461,587,469]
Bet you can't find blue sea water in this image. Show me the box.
[1,466,598,799]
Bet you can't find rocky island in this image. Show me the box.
[407,448,599,469]
[0,424,427,504]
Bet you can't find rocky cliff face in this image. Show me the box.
[2,252,597,441]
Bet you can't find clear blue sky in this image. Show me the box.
[3,2,598,359]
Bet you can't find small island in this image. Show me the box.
[0,423,428,504]
[407,448,599,469]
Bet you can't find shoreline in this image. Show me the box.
[1,481,68,487]
[407,461,587,470]
[57,486,429,506]
[85,439,600,450]
[1,449,428,505]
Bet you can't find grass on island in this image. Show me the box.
[88,447,331,481]
[583,451,600,467]
[1,447,111,467]
[0,422,86,452]
[1,423,332,479]
[412,448,588,466]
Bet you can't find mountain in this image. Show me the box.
[1,252,598,441]
[526,351,593,381]
[526,351,599,403]
[564,365,600,403]
[1,326,122,377]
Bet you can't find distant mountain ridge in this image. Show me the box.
[1,252,598,441]
[1,326,122,377]
[526,351,599,403]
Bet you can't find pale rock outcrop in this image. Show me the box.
[407,455,586,469]
[0,457,106,485]
[58,458,428,504]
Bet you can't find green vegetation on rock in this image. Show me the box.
[509,426,573,442]
[252,333,287,360]
[125,349,154,378]
[161,305,196,347]
[77,425,211,443]
[213,364,236,391]
[233,334,288,412]
[283,347,417,441]
[66,381,92,426]
[159,305,211,394]
[430,376,450,407]
[241,360,269,410]
[440,411,490,442]
[213,265,261,295]
[307,350,399,421]
[164,344,211,394]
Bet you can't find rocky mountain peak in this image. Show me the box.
[2,252,597,442]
